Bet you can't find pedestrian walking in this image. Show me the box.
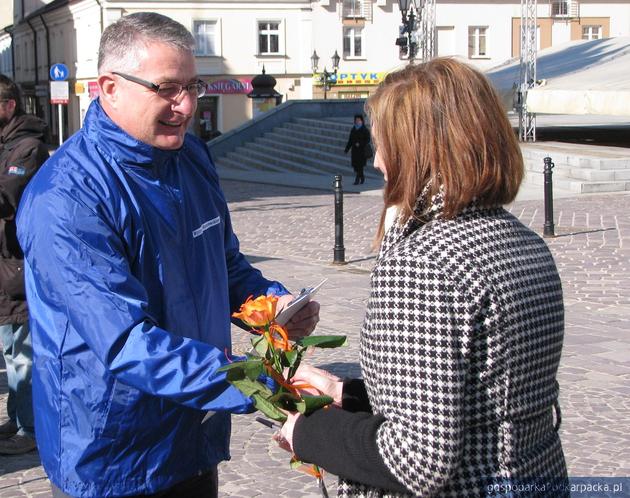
[16,13,318,498]
[344,114,371,185]
[277,58,568,497]
[0,74,48,455]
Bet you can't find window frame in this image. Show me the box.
[192,19,220,57]
[551,0,569,17]
[468,26,489,59]
[342,0,364,19]
[257,20,283,56]
[343,26,364,59]
[581,25,602,40]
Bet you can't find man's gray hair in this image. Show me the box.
[98,12,195,74]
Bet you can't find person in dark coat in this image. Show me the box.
[0,74,49,455]
[344,114,371,185]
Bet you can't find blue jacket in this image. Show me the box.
[16,100,287,497]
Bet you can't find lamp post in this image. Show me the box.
[311,50,340,100]
[396,0,418,62]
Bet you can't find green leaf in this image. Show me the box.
[294,394,334,415]
[229,376,272,398]
[251,393,287,422]
[296,335,347,348]
[281,350,299,368]
[219,359,265,383]
[252,335,269,357]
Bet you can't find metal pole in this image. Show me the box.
[57,104,63,147]
[333,175,346,264]
[543,156,555,237]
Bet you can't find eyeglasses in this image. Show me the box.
[112,72,207,100]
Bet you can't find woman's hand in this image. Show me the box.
[274,411,301,453]
[291,364,343,406]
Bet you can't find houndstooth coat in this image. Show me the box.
[338,194,568,497]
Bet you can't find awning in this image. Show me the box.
[486,37,630,116]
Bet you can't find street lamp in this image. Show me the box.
[311,50,340,100]
[396,0,418,62]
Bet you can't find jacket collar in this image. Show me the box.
[0,112,47,145]
[83,98,179,168]
[379,185,482,258]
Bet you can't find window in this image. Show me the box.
[468,26,487,58]
[551,1,569,17]
[193,21,218,56]
[343,0,363,18]
[343,27,363,58]
[582,25,602,40]
[258,21,280,55]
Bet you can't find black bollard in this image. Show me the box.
[543,157,555,237]
[333,175,346,264]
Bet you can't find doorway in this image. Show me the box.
[195,96,220,141]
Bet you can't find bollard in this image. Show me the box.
[333,175,346,264]
[543,157,555,237]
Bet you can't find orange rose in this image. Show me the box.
[232,294,278,328]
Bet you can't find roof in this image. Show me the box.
[486,37,630,117]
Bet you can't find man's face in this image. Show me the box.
[104,42,198,150]
[0,99,16,128]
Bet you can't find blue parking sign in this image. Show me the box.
[50,63,69,81]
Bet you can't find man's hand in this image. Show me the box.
[276,294,320,340]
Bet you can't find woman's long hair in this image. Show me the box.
[367,57,524,243]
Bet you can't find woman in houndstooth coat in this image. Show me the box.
[277,58,568,497]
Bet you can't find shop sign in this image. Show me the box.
[50,81,69,105]
[206,79,253,94]
[313,71,386,86]
[88,81,100,99]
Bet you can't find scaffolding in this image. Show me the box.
[518,0,537,141]
[417,0,436,63]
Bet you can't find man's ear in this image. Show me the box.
[97,73,118,108]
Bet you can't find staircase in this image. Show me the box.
[521,142,630,193]
[214,117,384,193]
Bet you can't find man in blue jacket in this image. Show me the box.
[16,12,318,498]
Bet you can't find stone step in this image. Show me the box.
[294,117,354,133]
[524,168,630,193]
[226,147,377,178]
[520,144,630,170]
[245,140,364,170]
[260,132,346,156]
[279,121,350,143]
[273,126,348,147]
[524,160,630,182]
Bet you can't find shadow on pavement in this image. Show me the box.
[243,254,282,265]
[316,362,362,379]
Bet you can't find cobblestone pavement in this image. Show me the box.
[1,179,629,497]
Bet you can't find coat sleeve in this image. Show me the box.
[0,139,48,219]
[344,129,353,153]
[292,257,474,495]
[17,175,254,414]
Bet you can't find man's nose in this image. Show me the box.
[172,90,196,116]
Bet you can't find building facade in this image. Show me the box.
[3,0,630,140]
